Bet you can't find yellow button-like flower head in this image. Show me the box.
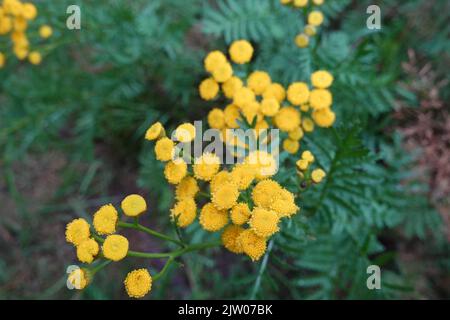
[121,194,147,217]
[66,218,90,246]
[124,269,152,299]
[93,204,118,235]
[102,234,129,261]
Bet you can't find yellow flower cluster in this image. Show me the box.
[279,0,325,48]
[296,150,327,183]
[65,194,152,298]
[0,0,53,67]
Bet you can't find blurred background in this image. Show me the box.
[0,0,448,299]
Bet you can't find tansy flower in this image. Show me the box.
[230,163,255,190]
[221,225,245,254]
[311,168,326,183]
[121,194,147,217]
[223,104,242,128]
[296,159,309,170]
[309,89,332,110]
[312,107,335,127]
[76,238,99,264]
[21,3,37,20]
[304,25,316,36]
[193,153,220,181]
[287,82,310,106]
[14,17,28,32]
[244,151,278,179]
[233,87,256,109]
[302,117,315,132]
[230,203,251,225]
[207,108,226,129]
[212,62,233,83]
[295,33,309,48]
[249,207,280,238]
[65,218,90,246]
[293,0,308,7]
[247,71,271,95]
[145,122,165,141]
[229,40,253,64]
[199,78,219,100]
[308,11,324,27]
[288,127,304,140]
[68,268,89,290]
[262,83,286,103]
[252,179,283,209]
[204,50,227,73]
[199,202,228,232]
[260,98,280,117]
[164,160,187,185]
[124,269,152,299]
[28,51,41,65]
[0,16,12,35]
[274,106,301,132]
[39,25,52,38]
[175,176,199,200]
[302,150,315,163]
[93,204,118,235]
[154,137,174,162]
[271,188,299,218]
[237,229,267,261]
[283,138,300,154]
[313,0,324,4]
[174,123,196,143]
[171,197,197,227]
[311,70,333,89]
[102,234,129,261]
[14,46,28,60]
[222,76,243,99]
[211,181,239,209]
[300,104,310,112]
[210,170,235,193]
[240,100,260,124]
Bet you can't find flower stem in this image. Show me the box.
[118,221,185,247]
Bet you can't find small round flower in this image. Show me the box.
[283,138,300,154]
[65,218,90,246]
[244,151,278,180]
[39,25,52,38]
[312,107,336,127]
[295,33,309,48]
[93,204,118,235]
[233,87,255,109]
[76,238,99,264]
[102,235,129,261]
[21,3,37,20]
[313,0,324,4]
[175,176,199,200]
[204,50,227,73]
[210,170,234,193]
[230,203,251,225]
[145,122,165,141]
[252,179,283,209]
[311,70,333,89]
[68,268,89,290]
[271,188,299,218]
[14,45,28,60]
[199,203,228,232]
[223,103,242,128]
[174,123,196,143]
[309,89,332,110]
[212,62,233,83]
[221,225,245,254]
[293,0,308,7]
[241,100,260,124]
[229,40,254,64]
[193,153,221,181]
[296,159,309,170]
[222,76,243,99]
[260,98,280,117]
[237,229,267,261]
[304,25,316,37]
[288,127,304,140]
[199,78,219,100]
[302,151,315,163]
[311,168,326,183]
[154,137,174,162]
[0,16,12,35]
[302,117,315,132]
[300,104,310,112]
[247,71,271,95]
[121,194,147,217]
[262,83,286,103]
[207,108,226,129]
[171,197,197,227]
[28,51,42,65]
[124,269,152,299]
[249,207,280,238]
[164,160,188,185]
[211,182,239,210]
[308,11,324,27]
[274,106,301,132]
[287,82,310,106]
[230,163,255,190]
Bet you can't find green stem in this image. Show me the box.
[127,250,172,259]
[153,257,175,281]
[118,221,184,247]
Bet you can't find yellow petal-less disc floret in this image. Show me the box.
[221,225,245,254]
[262,83,286,103]
[171,197,197,227]
[124,269,152,299]
[304,25,317,37]
[28,51,41,65]
[302,117,315,132]
[274,106,301,132]
[207,108,226,129]
[212,62,233,83]
[287,82,310,106]
[199,77,219,100]
[174,123,196,143]
[312,107,335,127]
[175,176,199,200]
[249,207,280,238]
[68,268,89,290]
[283,138,300,154]
[193,153,220,181]
[145,122,165,141]
[211,181,239,210]
[199,202,228,232]
[93,204,118,235]
[230,203,251,225]
[308,11,324,27]
[302,150,315,163]
[293,0,308,7]
[296,159,309,170]
[309,89,332,110]
[237,229,267,261]
[311,70,333,89]
[222,76,243,99]
[288,126,304,140]
[271,188,299,218]
[244,151,278,180]
[121,194,147,217]
[39,25,52,38]
[204,50,227,73]
[313,0,324,4]
[247,71,271,95]
[76,238,99,264]
[295,33,309,48]
[154,137,174,162]
[65,218,90,246]
[210,170,235,193]
[164,160,187,185]
[311,168,326,183]
[233,87,256,109]
[230,163,255,190]
[260,98,280,117]
[21,3,37,20]
[102,234,129,262]
[229,40,254,64]
[223,104,242,128]
[251,179,283,209]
